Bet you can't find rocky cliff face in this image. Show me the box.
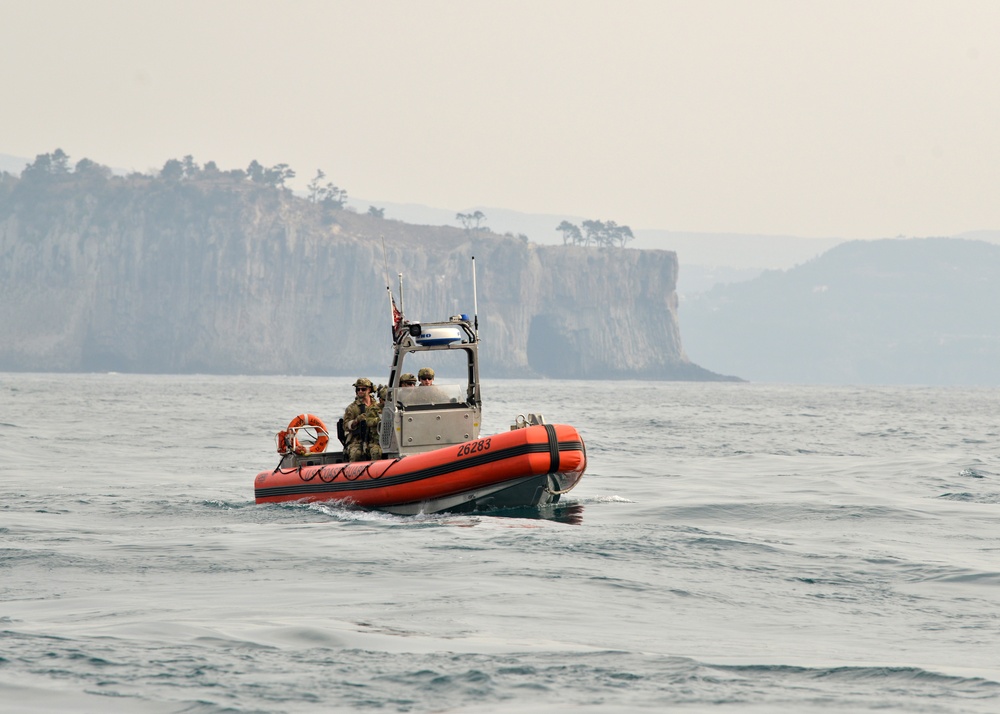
[0,173,729,380]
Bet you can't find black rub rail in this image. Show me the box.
[255,439,584,499]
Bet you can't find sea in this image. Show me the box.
[2,373,999,713]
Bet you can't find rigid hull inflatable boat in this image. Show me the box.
[254,260,587,515]
[254,421,586,515]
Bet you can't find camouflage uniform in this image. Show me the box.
[343,378,376,462]
[362,385,387,460]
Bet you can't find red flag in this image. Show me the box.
[391,294,403,333]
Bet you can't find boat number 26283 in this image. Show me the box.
[457,438,491,457]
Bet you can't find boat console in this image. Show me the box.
[379,316,482,455]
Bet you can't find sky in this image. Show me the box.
[2,0,999,240]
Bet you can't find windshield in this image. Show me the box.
[393,345,472,407]
[395,383,466,407]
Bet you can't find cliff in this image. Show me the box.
[0,166,731,380]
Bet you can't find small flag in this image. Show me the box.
[391,294,403,334]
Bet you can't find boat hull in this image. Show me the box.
[254,424,586,515]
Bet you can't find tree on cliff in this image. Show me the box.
[307,169,348,208]
[247,160,296,189]
[20,149,72,183]
[456,210,487,232]
[182,155,200,178]
[556,220,583,245]
[12,151,113,193]
[616,223,635,247]
[567,219,634,248]
[160,159,184,182]
[603,220,634,248]
[73,158,112,181]
[307,170,326,202]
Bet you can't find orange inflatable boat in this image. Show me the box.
[254,422,586,515]
[253,259,588,515]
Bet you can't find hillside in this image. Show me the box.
[0,154,731,380]
[680,238,1000,385]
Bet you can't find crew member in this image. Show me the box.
[416,367,451,404]
[343,378,376,461]
[362,385,387,460]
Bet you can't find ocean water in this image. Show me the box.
[2,373,1000,713]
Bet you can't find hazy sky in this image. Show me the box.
[3,0,998,239]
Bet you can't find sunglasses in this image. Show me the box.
[355,387,370,393]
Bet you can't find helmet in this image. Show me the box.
[353,377,374,389]
[400,373,416,385]
[377,385,387,402]
[417,367,434,380]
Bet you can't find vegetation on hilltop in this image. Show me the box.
[1,150,641,251]
[556,219,634,248]
[455,210,488,232]
[0,149,356,228]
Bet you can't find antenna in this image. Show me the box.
[381,236,399,337]
[398,272,404,317]
[380,235,391,288]
[471,256,479,336]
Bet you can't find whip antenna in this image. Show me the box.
[471,256,479,336]
[380,235,391,289]
[381,236,399,337]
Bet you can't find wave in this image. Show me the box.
[938,491,1000,504]
[3,633,997,713]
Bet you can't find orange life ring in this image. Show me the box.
[278,413,330,455]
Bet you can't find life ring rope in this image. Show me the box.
[276,413,330,455]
